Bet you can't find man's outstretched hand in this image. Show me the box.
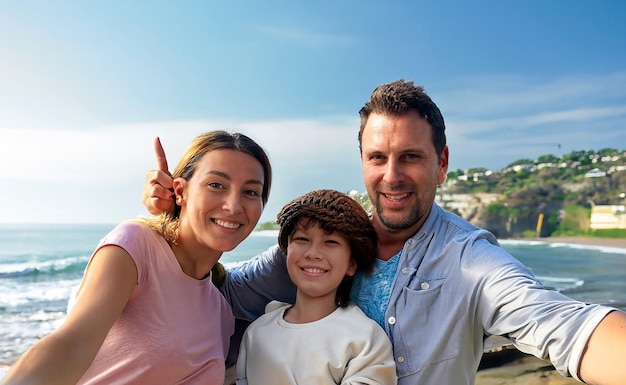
[142,137,175,215]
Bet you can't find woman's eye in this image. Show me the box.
[208,182,224,189]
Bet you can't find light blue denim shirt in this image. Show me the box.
[222,203,615,385]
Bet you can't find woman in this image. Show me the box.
[2,131,272,385]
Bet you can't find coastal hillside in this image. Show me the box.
[438,148,626,238]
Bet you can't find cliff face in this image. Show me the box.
[436,192,508,236]
[436,192,499,222]
[436,192,563,238]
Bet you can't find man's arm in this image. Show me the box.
[220,245,296,321]
[579,310,626,385]
[468,236,623,382]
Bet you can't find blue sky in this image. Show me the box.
[1,1,625,224]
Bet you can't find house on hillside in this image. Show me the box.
[585,168,607,178]
[590,205,626,229]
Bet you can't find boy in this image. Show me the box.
[235,189,396,385]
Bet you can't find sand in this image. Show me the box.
[476,349,581,385]
[536,236,626,249]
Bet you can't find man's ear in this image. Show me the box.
[172,178,187,205]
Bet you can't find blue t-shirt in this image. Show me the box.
[350,251,401,329]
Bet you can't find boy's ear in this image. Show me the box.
[172,178,187,205]
[345,259,357,277]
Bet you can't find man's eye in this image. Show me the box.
[245,189,261,197]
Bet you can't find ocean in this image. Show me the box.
[1,223,625,366]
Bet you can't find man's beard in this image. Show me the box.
[375,201,425,231]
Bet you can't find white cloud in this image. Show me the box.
[0,117,364,224]
[524,106,626,125]
[253,25,355,46]
[440,71,626,118]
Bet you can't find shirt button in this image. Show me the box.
[388,317,396,325]
[397,356,405,363]
[421,282,430,290]
[401,267,409,274]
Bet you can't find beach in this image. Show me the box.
[538,236,626,249]
[475,236,626,385]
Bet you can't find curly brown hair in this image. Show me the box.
[277,189,377,307]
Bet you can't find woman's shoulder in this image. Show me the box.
[115,219,150,232]
[99,220,167,257]
[106,220,159,240]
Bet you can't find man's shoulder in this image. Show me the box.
[434,205,498,243]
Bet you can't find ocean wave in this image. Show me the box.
[252,230,280,237]
[499,239,546,247]
[0,279,77,308]
[499,239,626,255]
[535,275,584,291]
[0,256,88,279]
[545,243,626,255]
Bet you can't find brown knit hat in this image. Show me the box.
[277,189,378,306]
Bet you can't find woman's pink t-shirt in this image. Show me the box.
[70,221,234,385]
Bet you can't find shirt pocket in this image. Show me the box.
[394,277,462,375]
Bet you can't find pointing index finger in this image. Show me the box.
[154,137,171,176]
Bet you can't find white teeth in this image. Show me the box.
[215,219,240,229]
[384,193,409,201]
[303,268,326,274]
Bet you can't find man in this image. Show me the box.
[143,80,626,385]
